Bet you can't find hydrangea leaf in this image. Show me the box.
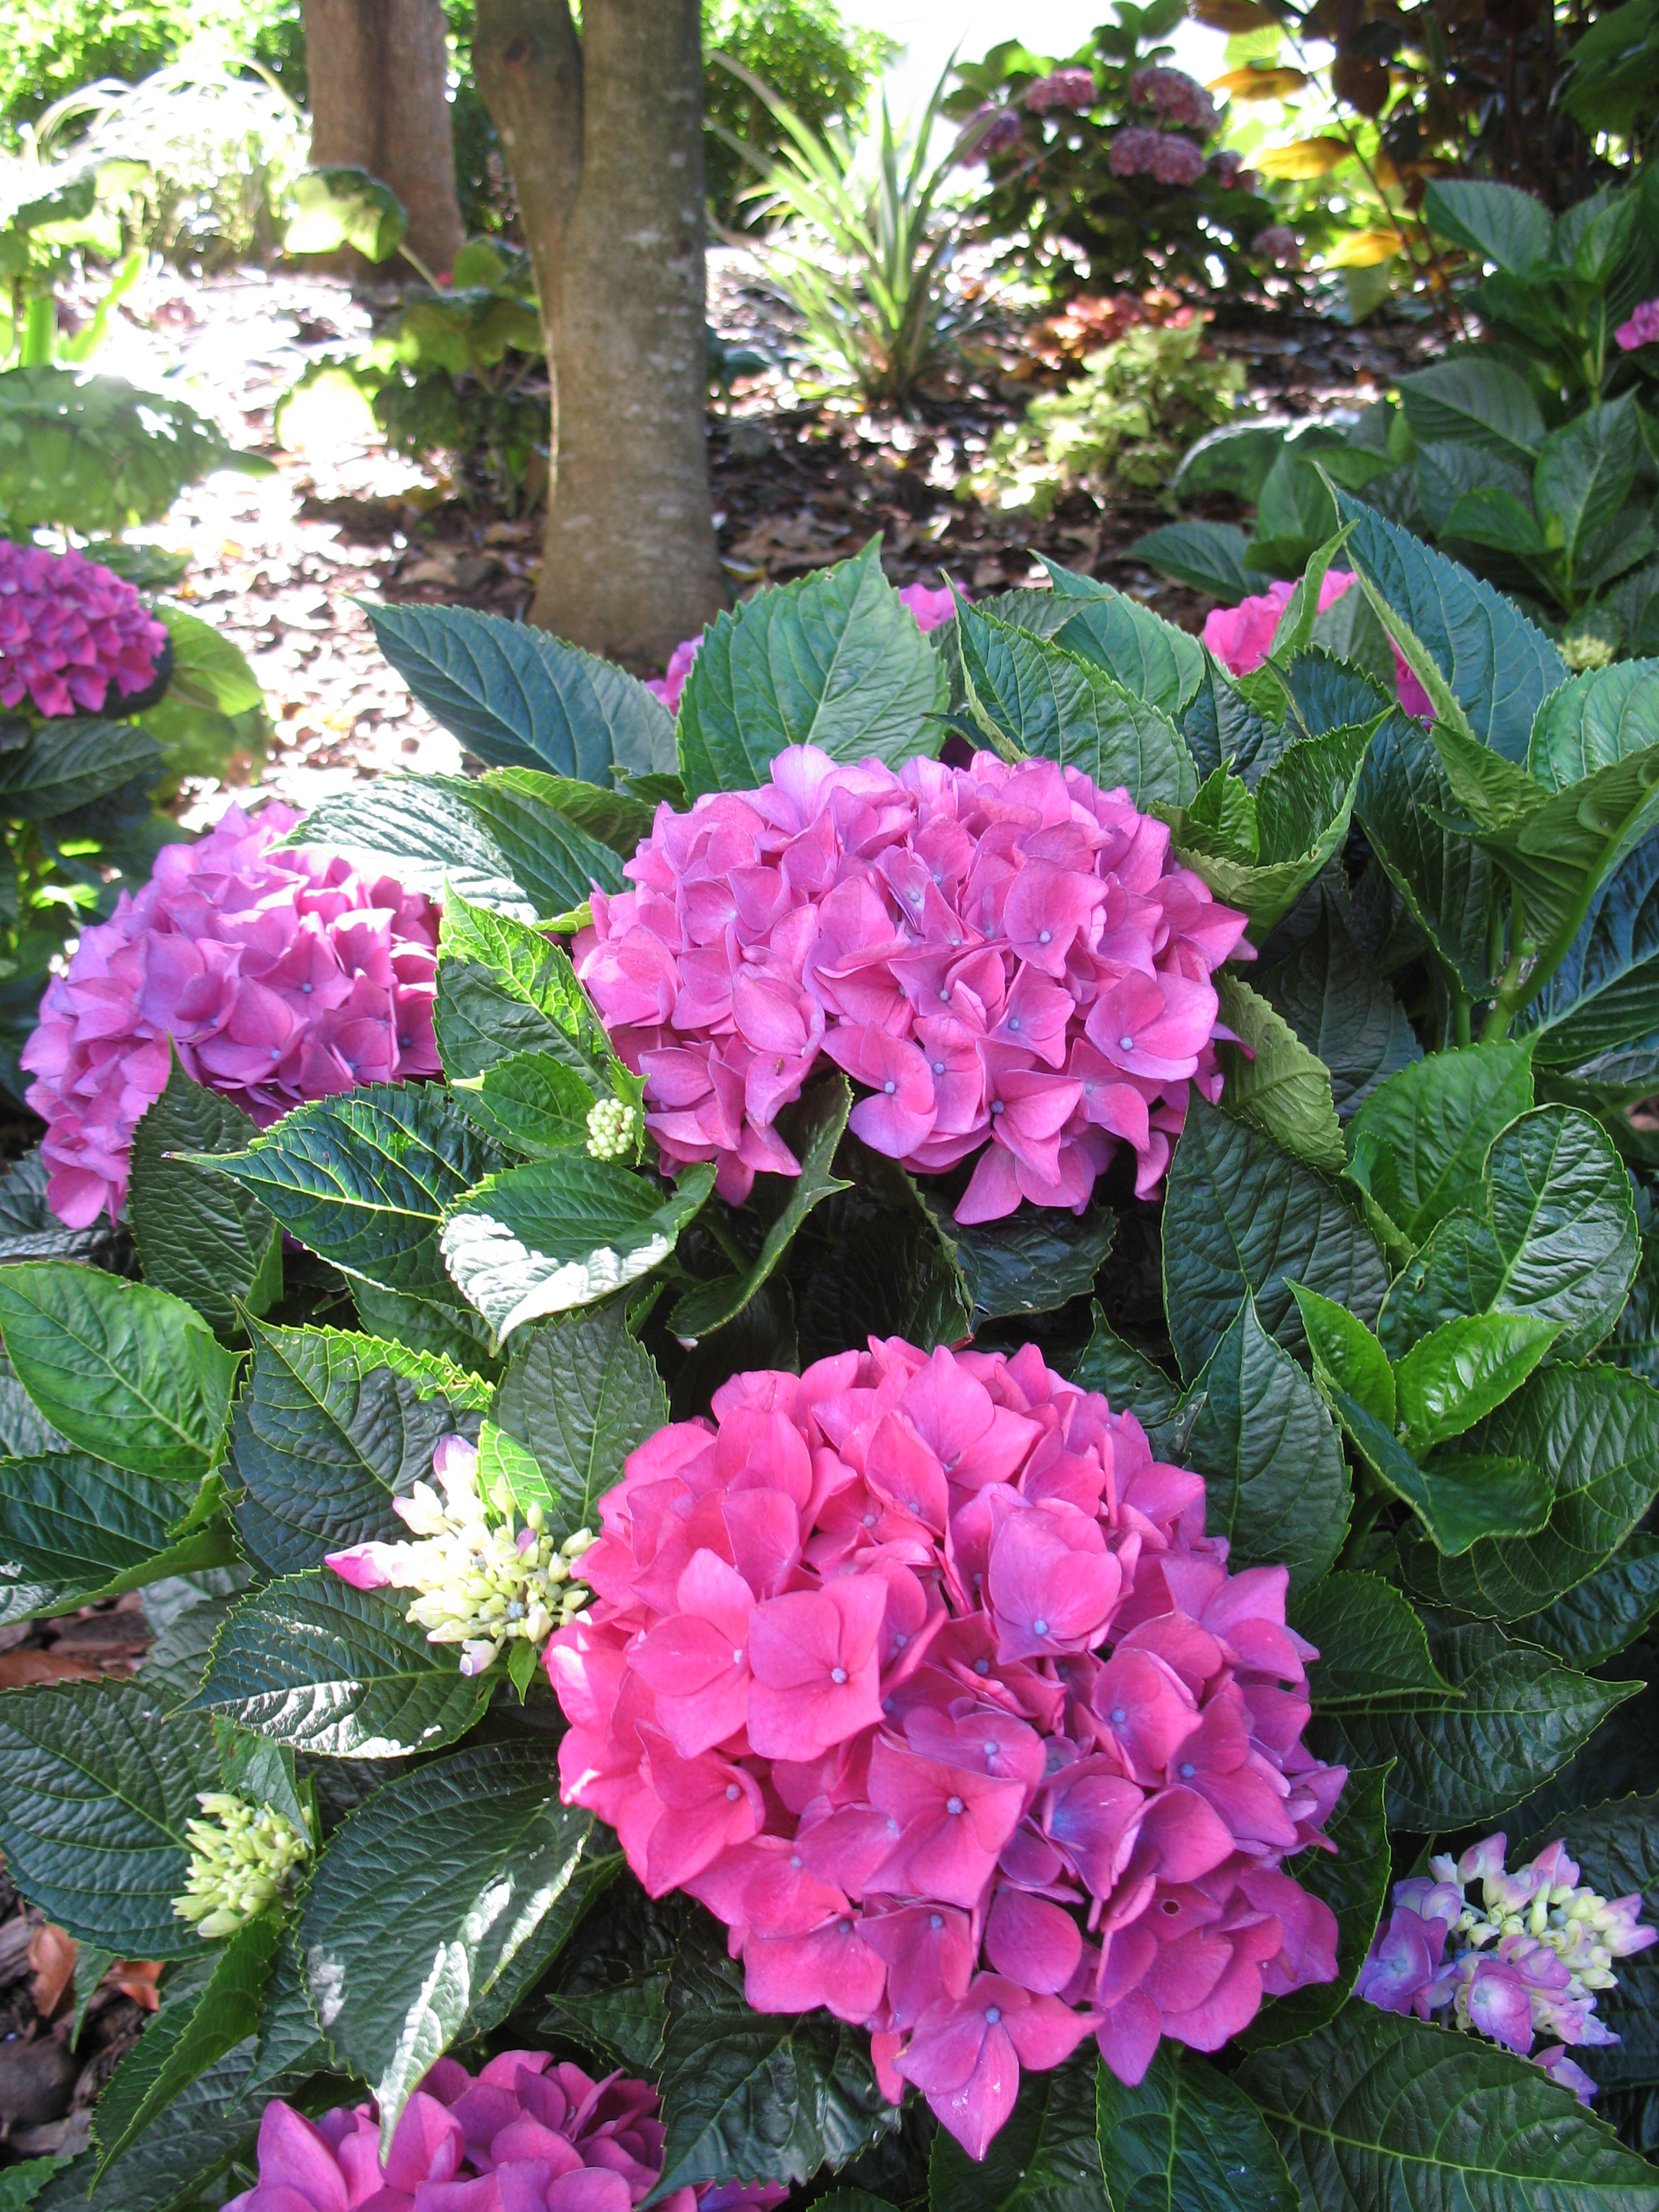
[1394,1312,1563,1452]
[1331,1388,1554,1555]
[1213,973,1344,1173]
[298,1740,601,2152]
[1163,721,1373,934]
[1131,520,1254,604]
[243,1930,330,2099]
[1095,2044,1296,2212]
[1184,1295,1350,1598]
[436,891,616,1087]
[93,1913,280,2175]
[1242,1761,1395,2051]
[367,602,675,784]
[0,1453,238,1626]
[929,2049,1102,2212]
[286,772,625,922]
[677,539,945,801]
[230,1321,488,1577]
[1041,570,1206,716]
[647,1925,898,2201]
[670,1077,852,1339]
[491,1292,667,1538]
[0,1263,239,1482]
[192,1570,491,1758]
[129,1051,282,1334]
[0,717,162,819]
[1292,1572,1453,1712]
[441,1159,716,1339]
[1180,655,1287,785]
[796,1155,971,1360]
[1515,1535,1659,1668]
[955,603,1199,809]
[0,1149,124,1270]
[451,1051,598,1159]
[1354,708,1498,998]
[920,1192,1116,1333]
[189,1083,503,1304]
[1310,1615,1640,1827]
[30,2040,279,2212]
[1255,893,1421,1119]
[1240,2008,1659,2212]
[1520,830,1659,1088]
[1377,1107,1639,1361]
[0,365,267,534]
[1406,1359,1659,1619]
[1161,1098,1388,1380]
[1072,1302,1187,1456]
[1335,486,1566,763]
[1346,1040,1536,1254]
[1288,1280,1395,1427]
[0,1681,217,1957]
[1529,661,1659,792]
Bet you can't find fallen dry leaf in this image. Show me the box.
[0,1650,103,1688]
[107,1961,163,2012]
[28,1924,78,2018]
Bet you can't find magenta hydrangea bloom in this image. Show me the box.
[1615,299,1659,351]
[1129,68,1220,135]
[225,2049,790,2212]
[22,801,441,1228]
[1202,571,1435,721]
[574,745,1249,1217]
[1025,68,1099,114]
[968,104,1027,160]
[0,540,169,720]
[647,585,965,714]
[1356,1831,1655,2103]
[547,1338,1345,2160]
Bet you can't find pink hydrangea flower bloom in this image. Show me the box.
[0,540,168,719]
[968,105,1027,160]
[1202,570,1434,721]
[224,2051,790,2212]
[1025,68,1099,114]
[1109,126,1166,178]
[574,745,1249,1217]
[22,801,441,1228]
[1129,67,1220,134]
[1615,300,1659,351]
[1357,1830,1655,2103]
[546,1338,1345,2160]
[898,582,958,631]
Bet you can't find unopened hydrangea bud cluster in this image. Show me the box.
[576,745,1248,1222]
[173,1791,311,1940]
[24,801,441,1228]
[547,1337,1344,2161]
[587,1094,642,1160]
[328,1435,595,1678]
[0,539,168,719]
[227,2050,788,2212]
[1357,1831,1655,2103]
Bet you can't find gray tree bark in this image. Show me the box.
[303,0,467,275]
[474,0,725,666]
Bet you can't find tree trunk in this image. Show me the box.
[303,0,467,276]
[474,0,724,666]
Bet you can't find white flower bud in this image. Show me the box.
[585,1096,639,1161]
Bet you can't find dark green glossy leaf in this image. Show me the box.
[1289,1281,1395,1427]
[1515,1535,1659,1667]
[1161,1099,1387,1380]
[1072,1303,1186,1455]
[1131,520,1254,603]
[493,1291,667,1540]
[0,1452,236,1625]
[929,2049,1102,2212]
[1256,894,1420,1119]
[1213,974,1344,1172]
[437,892,616,1087]
[451,1051,598,1158]
[920,1193,1115,1331]
[129,1052,281,1334]
[1334,1388,1554,1553]
[0,718,161,819]
[1096,2044,1296,2211]
[1355,707,1498,997]
[1345,1040,1535,1253]
[1529,662,1659,793]
[1394,1313,1561,1451]
[1397,357,1547,466]
[1049,582,1205,715]
[1524,830,1659,1086]
[1293,1573,1452,1711]
[193,1569,490,1758]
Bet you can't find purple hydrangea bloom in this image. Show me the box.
[0,541,168,719]
[1616,299,1659,351]
[1129,67,1220,135]
[1025,68,1099,114]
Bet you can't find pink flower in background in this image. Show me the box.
[967,104,1026,160]
[1109,126,1166,178]
[1357,1831,1655,2103]
[22,801,441,1228]
[574,745,1249,1217]
[1025,68,1099,113]
[1255,225,1300,265]
[225,2051,789,2212]
[1129,68,1220,135]
[647,583,965,713]
[1615,299,1659,350]
[1203,571,1434,720]
[1148,136,1208,186]
[0,540,168,719]
[547,1339,1344,2161]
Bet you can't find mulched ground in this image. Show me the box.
[79,256,1429,833]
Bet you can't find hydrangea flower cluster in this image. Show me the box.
[1208,149,1258,190]
[1202,570,1435,721]
[967,105,1027,160]
[1255,225,1300,266]
[1356,1831,1655,2103]
[575,744,1248,1220]
[1616,299,1659,351]
[645,583,961,714]
[547,1339,1344,2160]
[173,1792,311,1941]
[0,539,168,720]
[1025,68,1099,113]
[1109,127,1208,186]
[226,2051,789,2212]
[587,1095,643,1160]
[1128,67,1219,135]
[329,1435,596,1678]
[22,800,441,1228]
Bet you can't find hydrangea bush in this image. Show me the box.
[1,519,1659,2212]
